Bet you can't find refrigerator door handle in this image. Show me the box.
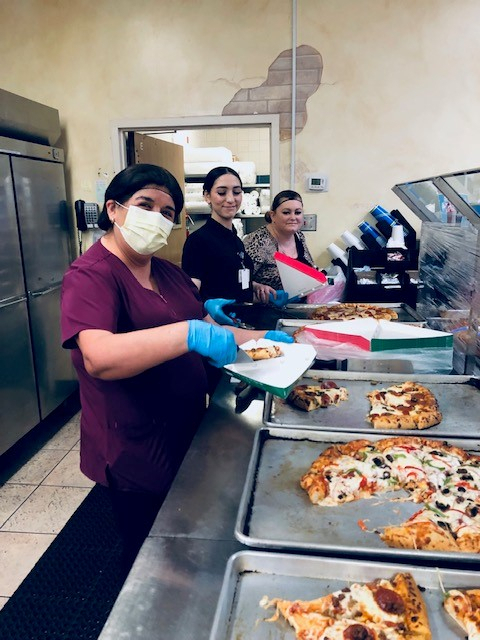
[29,284,62,298]
[0,294,28,309]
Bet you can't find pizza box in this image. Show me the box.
[302,318,453,351]
[275,252,327,301]
[210,550,480,640]
[223,339,316,399]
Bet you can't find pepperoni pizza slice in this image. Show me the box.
[260,571,431,639]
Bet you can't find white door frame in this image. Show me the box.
[110,114,280,196]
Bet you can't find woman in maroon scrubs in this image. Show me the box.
[61,164,291,573]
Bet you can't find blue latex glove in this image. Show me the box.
[264,330,294,344]
[204,298,236,326]
[269,290,289,308]
[187,320,237,367]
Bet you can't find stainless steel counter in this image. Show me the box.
[98,349,475,639]
[98,375,262,640]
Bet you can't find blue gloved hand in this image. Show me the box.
[269,290,289,308]
[204,298,236,326]
[264,330,294,344]
[187,320,237,367]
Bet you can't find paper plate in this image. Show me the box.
[223,339,316,398]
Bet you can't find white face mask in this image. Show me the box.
[114,203,174,255]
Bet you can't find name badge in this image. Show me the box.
[238,268,250,290]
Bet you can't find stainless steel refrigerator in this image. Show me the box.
[0,135,77,456]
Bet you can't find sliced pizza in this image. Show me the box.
[260,571,431,639]
[300,436,480,552]
[444,588,480,640]
[288,381,348,411]
[311,303,398,322]
[366,382,442,430]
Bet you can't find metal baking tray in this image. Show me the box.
[263,371,480,439]
[210,551,480,639]
[235,428,480,563]
[285,302,425,323]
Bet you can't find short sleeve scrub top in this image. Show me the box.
[61,240,208,496]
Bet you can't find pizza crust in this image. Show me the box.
[244,345,283,360]
[381,520,460,552]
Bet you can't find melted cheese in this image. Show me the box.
[326,582,402,625]
[301,618,403,640]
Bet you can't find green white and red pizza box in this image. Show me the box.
[302,318,453,352]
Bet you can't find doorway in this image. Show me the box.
[110,115,280,264]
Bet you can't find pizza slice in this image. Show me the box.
[444,588,480,640]
[244,345,283,360]
[260,572,431,639]
[366,381,442,430]
[288,381,348,411]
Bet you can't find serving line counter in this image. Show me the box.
[98,375,260,640]
[99,368,479,640]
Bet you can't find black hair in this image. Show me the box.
[271,189,303,210]
[266,189,303,223]
[202,166,243,194]
[97,163,184,230]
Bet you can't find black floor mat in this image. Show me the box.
[0,484,125,640]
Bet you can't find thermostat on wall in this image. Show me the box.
[306,173,329,192]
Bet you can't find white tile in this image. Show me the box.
[0,596,8,610]
[0,531,55,596]
[6,449,68,485]
[41,450,94,488]
[43,414,81,450]
[1,485,90,534]
[0,484,36,528]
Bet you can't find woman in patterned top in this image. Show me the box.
[243,190,315,291]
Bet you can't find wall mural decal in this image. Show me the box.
[222,45,323,141]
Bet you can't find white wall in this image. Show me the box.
[0,0,479,265]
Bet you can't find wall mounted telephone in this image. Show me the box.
[75,200,100,231]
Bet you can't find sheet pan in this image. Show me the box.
[235,428,480,563]
[263,370,480,439]
[285,302,424,323]
[210,551,480,640]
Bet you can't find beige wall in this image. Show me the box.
[1,0,479,266]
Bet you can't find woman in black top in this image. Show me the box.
[182,167,284,306]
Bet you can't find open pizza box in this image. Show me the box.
[223,339,316,398]
[302,318,453,352]
[275,252,327,301]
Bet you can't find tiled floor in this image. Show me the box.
[0,411,93,611]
